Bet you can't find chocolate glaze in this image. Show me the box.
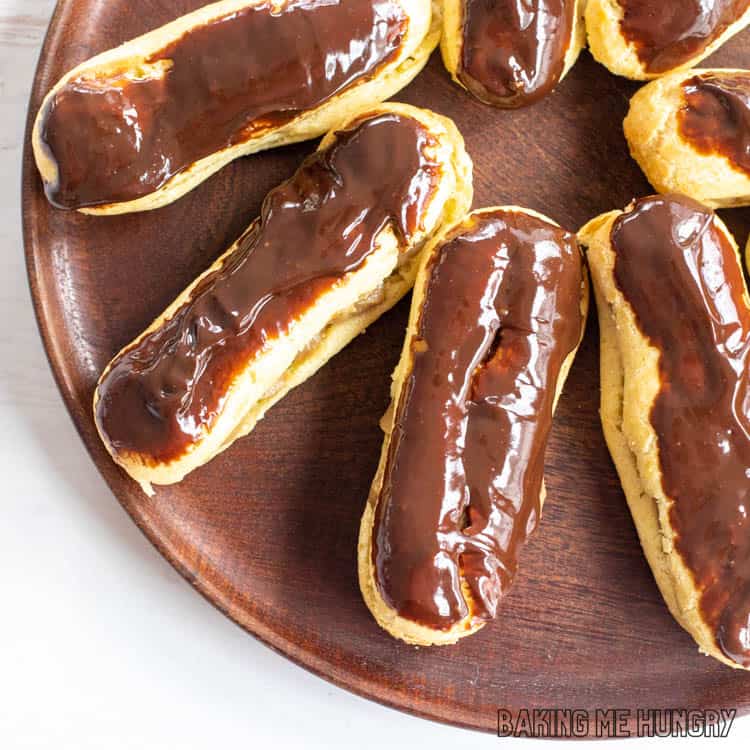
[611,194,750,667]
[95,113,440,464]
[679,72,750,177]
[39,0,407,209]
[372,209,584,629]
[457,0,575,107]
[617,0,749,74]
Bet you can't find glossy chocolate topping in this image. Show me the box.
[95,113,440,463]
[679,72,750,177]
[457,0,575,107]
[372,209,584,629]
[611,194,750,667]
[39,0,407,209]
[618,0,749,73]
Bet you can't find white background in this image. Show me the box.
[1,1,747,747]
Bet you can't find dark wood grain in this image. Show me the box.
[22,0,750,735]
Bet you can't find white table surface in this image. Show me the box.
[1,2,747,747]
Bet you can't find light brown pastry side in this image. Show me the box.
[358,206,589,646]
[624,68,750,207]
[585,0,750,81]
[32,0,440,215]
[579,207,748,670]
[440,0,586,104]
[93,103,473,494]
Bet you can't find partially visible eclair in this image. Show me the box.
[32,0,440,215]
[441,0,586,107]
[581,193,750,670]
[359,206,588,645]
[93,103,473,494]
[625,68,750,207]
[586,0,750,80]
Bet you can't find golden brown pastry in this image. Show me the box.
[93,103,473,494]
[625,68,750,207]
[440,0,586,107]
[586,0,750,81]
[359,206,588,645]
[581,193,750,670]
[32,0,440,215]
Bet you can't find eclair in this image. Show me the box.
[580,193,750,670]
[32,0,440,215]
[586,0,750,80]
[624,69,750,207]
[359,206,588,645]
[93,103,473,494]
[440,0,586,107]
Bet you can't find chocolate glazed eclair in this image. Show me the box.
[32,0,439,214]
[625,68,750,207]
[586,0,750,80]
[93,104,473,494]
[359,207,588,645]
[440,0,586,107]
[581,194,750,670]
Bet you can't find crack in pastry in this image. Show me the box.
[359,206,588,645]
[93,103,474,493]
[581,193,750,670]
[586,0,750,80]
[32,0,441,214]
[440,0,586,108]
[624,68,750,207]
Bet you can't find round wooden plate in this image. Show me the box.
[23,0,750,735]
